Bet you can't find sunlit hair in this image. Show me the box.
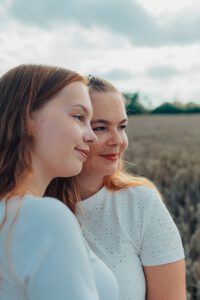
[46,75,156,213]
[88,75,155,191]
[0,64,86,214]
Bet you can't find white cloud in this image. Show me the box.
[136,0,200,16]
[0,1,200,107]
[146,65,178,78]
[0,20,130,73]
[4,0,200,46]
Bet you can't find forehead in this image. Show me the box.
[58,81,92,111]
[90,91,127,120]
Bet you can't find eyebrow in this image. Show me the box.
[72,104,89,114]
[91,118,128,125]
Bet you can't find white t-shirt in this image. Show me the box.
[76,185,185,300]
[0,195,119,300]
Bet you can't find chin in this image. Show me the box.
[71,166,83,176]
[101,167,117,177]
[61,164,83,177]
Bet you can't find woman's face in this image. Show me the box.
[30,81,96,180]
[81,90,128,177]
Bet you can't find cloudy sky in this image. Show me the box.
[0,0,200,107]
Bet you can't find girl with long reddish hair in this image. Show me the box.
[0,66,119,300]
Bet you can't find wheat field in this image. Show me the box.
[125,114,200,300]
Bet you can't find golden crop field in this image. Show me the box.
[125,114,200,300]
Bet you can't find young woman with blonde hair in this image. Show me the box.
[0,66,119,300]
[75,76,186,300]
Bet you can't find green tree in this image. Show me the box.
[152,102,200,114]
[123,93,148,115]
[152,102,183,114]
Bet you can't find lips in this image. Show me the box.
[99,153,119,161]
[75,148,89,159]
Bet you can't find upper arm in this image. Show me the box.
[140,188,185,266]
[138,188,186,299]
[24,198,100,300]
[143,259,186,300]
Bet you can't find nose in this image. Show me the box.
[83,125,98,144]
[107,130,123,147]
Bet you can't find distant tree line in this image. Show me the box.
[124,92,200,115]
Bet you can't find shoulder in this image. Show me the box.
[111,185,162,208]
[103,186,163,228]
[22,195,73,217]
[20,195,79,233]
[107,185,167,225]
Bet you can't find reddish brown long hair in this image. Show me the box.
[0,64,86,206]
[0,65,88,286]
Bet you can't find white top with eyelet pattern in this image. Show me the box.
[76,185,185,300]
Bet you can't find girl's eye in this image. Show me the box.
[118,125,127,130]
[92,126,106,132]
[73,115,84,121]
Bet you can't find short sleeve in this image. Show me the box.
[19,197,100,300]
[140,188,185,266]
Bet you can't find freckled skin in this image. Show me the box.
[80,91,128,178]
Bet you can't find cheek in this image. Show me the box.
[88,138,104,155]
[122,135,128,152]
[55,120,81,142]
[87,148,99,163]
[85,143,103,167]
[35,122,72,152]
[34,116,59,136]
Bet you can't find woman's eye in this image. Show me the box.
[118,125,127,130]
[73,115,84,121]
[92,126,106,132]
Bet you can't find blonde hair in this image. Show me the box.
[103,160,155,191]
[46,76,158,211]
[88,76,155,192]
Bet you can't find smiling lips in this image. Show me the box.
[75,149,119,161]
[75,148,89,159]
[99,153,119,161]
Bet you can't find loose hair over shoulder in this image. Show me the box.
[0,64,86,202]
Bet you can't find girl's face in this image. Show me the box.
[81,91,128,177]
[30,81,96,180]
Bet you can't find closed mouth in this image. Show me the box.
[99,153,119,160]
[75,148,89,159]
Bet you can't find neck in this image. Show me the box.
[78,172,105,200]
[17,178,46,197]
[15,168,51,198]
